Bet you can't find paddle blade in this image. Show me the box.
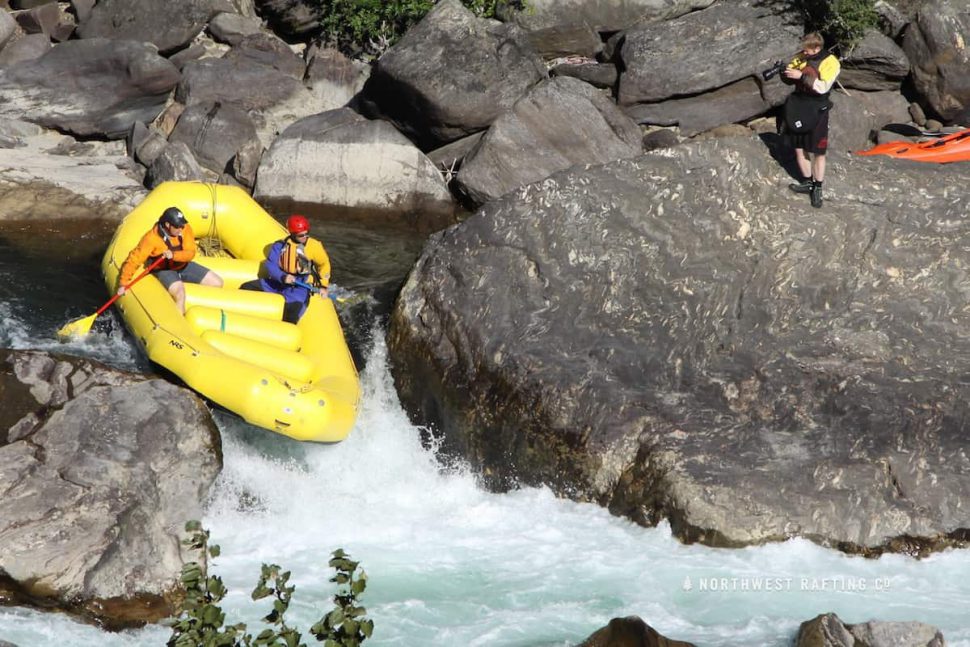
[57,313,98,341]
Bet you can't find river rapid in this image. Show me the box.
[1,221,969,646]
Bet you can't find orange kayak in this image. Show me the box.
[856,128,970,163]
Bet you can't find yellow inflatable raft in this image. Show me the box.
[102,181,360,442]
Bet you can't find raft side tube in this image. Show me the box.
[201,330,315,384]
[297,296,358,388]
[185,283,285,320]
[185,306,302,351]
[237,380,359,443]
[193,257,262,289]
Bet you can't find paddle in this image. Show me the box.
[293,280,359,304]
[57,256,166,340]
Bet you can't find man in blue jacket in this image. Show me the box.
[244,215,331,323]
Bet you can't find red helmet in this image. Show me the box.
[286,215,309,234]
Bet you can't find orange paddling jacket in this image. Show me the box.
[119,223,197,285]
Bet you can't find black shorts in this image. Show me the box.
[785,110,829,155]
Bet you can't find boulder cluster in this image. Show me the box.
[1,0,968,640]
[2,0,967,229]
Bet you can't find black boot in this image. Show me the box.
[789,178,813,194]
[811,181,823,208]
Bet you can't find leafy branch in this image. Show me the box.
[167,521,373,647]
[791,0,879,51]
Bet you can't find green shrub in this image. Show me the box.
[167,521,373,647]
[309,550,373,647]
[312,0,526,58]
[792,0,879,51]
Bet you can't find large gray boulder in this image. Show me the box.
[254,0,324,39]
[796,613,946,647]
[623,76,777,137]
[0,349,222,628]
[456,76,641,205]
[577,616,696,646]
[0,38,179,138]
[305,47,370,112]
[839,29,910,92]
[388,135,970,554]
[903,0,970,123]
[175,54,316,147]
[852,89,913,136]
[76,0,227,55]
[497,0,717,58]
[208,11,262,45]
[223,31,305,80]
[358,0,546,150]
[0,9,17,51]
[827,90,886,153]
[168,100,260,174]
[254,108,456,232]
[0,32,51,66]
[618,2,801,106]
[145,140,210,188]
[176,55,304,111]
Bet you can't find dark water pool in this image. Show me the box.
[0,217,428,370]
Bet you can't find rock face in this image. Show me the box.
[175,53,317,147]
[624,77,779,138]
[0,130,145,220]
[305,47,370,112]
[0,349,222,628]
[254,108,456,232]
[795,613,946,647]
[838,29,910,92]
[497,0,717,58]
[0,38,180,138]
[76,0,225,55]
[0,32,52,66]
[0,10,16,50]
[176,55,305,112]
[903,0,970,124]
[168,100,260,174]
[456,76,642,205]
[223,32,305,80]
[358,0,546,150]
[254,0,325,39]
[145,139,209,188]
[388,135,970,554]
[577,616,696,646]
[618,3,801,106]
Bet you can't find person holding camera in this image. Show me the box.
[779,32,840,208]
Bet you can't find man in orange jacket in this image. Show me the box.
[117,207,222,313]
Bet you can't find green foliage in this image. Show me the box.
[308,550,374,647]
[167,522,372,647]
[167,521,248,647]
[312,0,527,58]
[792,0,879,51]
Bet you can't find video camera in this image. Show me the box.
[761,60,785,81]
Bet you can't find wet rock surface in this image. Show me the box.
[389,135,970,554]
[0,349,222,627]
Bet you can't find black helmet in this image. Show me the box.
[159,207,187,228]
